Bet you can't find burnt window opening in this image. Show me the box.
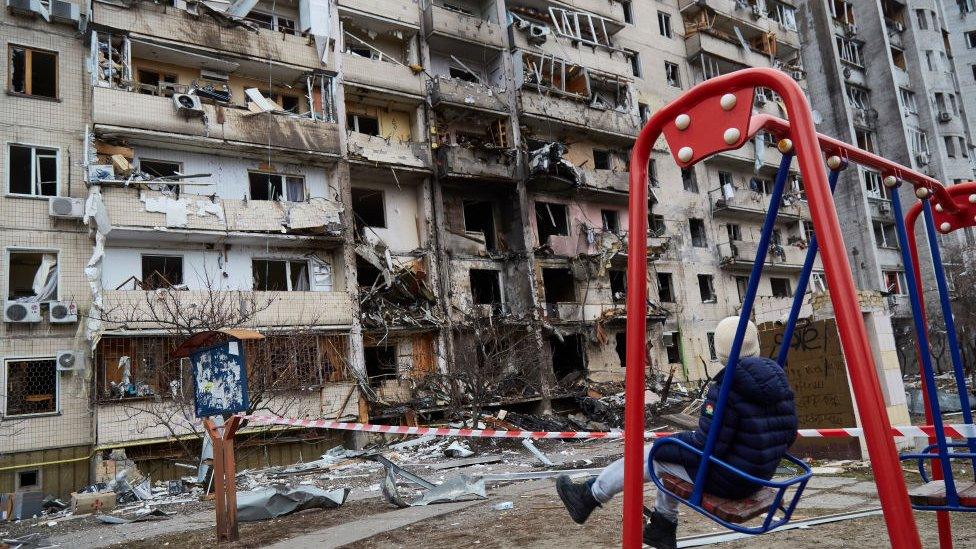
[8,144,57,197]
[253,259,309,291]
[248,172,305,202]
[657,272,674,303]
[609,269,626,302]
[771,277,793,298]
[469,269,502,305]
[356,255,383,288]
[351,188,386,237]
[449,66,480,83]
[735,275,749,302]
[463,201,497,251]
[649,214,666,237]
[550,334,585,384]
[542,268,575,304]
[601,209,620,233]
[4,359,57,416]
[689,218,708,247]
[593,149,611,170]
[141,255,183,290]
[346,113,380,136]
[664,331,682,364]
[9,46,58,99]
[707,332,718,361]
[279,95,300,113]
[615,331,627,367]
[535,202,569,243]
[16,469,40,490]
[9,251,58,300]
[682,168,699,193]
[364,345,398,387]
[698,274,716,303]
[726,223,742,242]
[139,159,181,197]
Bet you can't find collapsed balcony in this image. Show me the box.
[340,12,426,97]
[90,33,340,155]
[680,0,800,64]
[345,95,430,168]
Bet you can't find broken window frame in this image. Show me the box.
[535,201,570,242]
[244,10,301,35]
[726,223,742,242]
[7,143,58,198]
[665,61,681,87]
[8,44,58,99]
[351,188,387,230]
[863,168,888,199]
[91,32,132,90]
[663,331,682,364]
[657,272,675,303]
[689,218,707,248]
[520,52,591,100]
[770,277,793,298]
[138,158,182,197]
[7,249,59,301]
[768,1,797,32]
[601,209,620,233]
[252,258,311,292]
[306,73,337,122]
[884,270,908,295]
[141,254,184,290]
[835,35,864,67]
[648,214,666,237]
[829,0,856,25]
[469,268,503,305]
[609,269,626,302]
[248,171,307,202]
[547,7,623,52]
[346,112,381,136]
[4,358,58,417]
[697,274,717,303]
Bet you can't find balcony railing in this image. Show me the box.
[341,52,426,97]
[868,196,894,221]
[429,76,510,113]
[708,186,808,220]
[347,131,431,169]
[717,240,809,272]
[436,146,517,180]
[519,92,640,139]
[337,0,422,27]
[425,4,506,50]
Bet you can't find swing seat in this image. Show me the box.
[908,481,976,507]
[648,437,812,534]
[900,443,976,511]
[660,473,778,523]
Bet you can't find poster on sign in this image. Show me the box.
[190,340,250,418]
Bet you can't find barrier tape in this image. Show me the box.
[241,414,976,441]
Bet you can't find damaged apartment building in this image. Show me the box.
[0,0,933,497]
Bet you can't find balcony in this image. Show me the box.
[92,2,326,70]
[558,0,628,25]
[429,76,510,114]
[436,146,517,180]
[580,168,628,193]
[341,53,426,97]
[868,196,894,221]
[709,187,808,221]
[685,31,778,69]
[510,32,632,78]
[101,290,354,331]
[717,240,808,273]
[91,87,342,156]
[337,0,422,27]
[519,92,640,139]
[887,294,912,318]
[425,4,506,51]
[347,131,431,169]
[678,0,799,46]
[98,187,345,237]
[543,301,610,322]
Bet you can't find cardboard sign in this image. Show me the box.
[190,340,250,418]
[759,319,860,459]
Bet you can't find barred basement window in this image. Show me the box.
[4,359,57,416]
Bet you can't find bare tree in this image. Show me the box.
[940,239,976,386]
[91,276,351,464]
[412,314,542,428]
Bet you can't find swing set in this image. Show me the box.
[622,68,976,548]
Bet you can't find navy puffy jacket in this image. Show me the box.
[653,356,798,499]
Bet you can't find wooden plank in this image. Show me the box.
[909,480,976,507]
[661,473,776,523]
[959,482,976,507]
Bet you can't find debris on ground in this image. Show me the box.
[237,486,349,522]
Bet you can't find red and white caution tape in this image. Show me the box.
[242,414,976,440]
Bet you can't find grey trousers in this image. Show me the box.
[590,445,691,522]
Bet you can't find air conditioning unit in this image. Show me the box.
[878,202,891,213]
[4,301,41,323]
[49,301,78,323]
[5,0,32,16]
[916,152,930,165]
[938,111,952,123]
[172,93,204,116]
[55,350,84,371]
[846,23,858,36]
[49,196,84,219]
[49,0,78,23]
[527,24,550,45]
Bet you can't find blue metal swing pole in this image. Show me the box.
[921,201,976,469]
[689,151,794,506]
[890,188,959,507]
[776,167,841,367]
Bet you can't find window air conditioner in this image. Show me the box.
[938,112,952,123]
[4,301,42,323]
[56,350,84,371]
[49,0,79,23]
[49,301,78,323]
[49,196,84,219]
